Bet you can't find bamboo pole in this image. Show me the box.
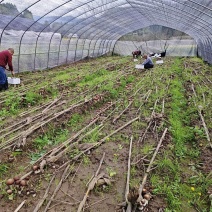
[14,200,26,212]
[77,153,105,212]
[125,136,133,212]
[33,174,56,212]
[137,128,168,203]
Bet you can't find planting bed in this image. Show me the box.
[0,56,211,212]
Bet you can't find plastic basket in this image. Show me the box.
[135,64,144,69]
[156,60,164,64]
[7,77,21,84]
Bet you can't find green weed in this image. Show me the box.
[33,128,69,150]
[168,66,195,156]
[69,148,81,159]
[157,156,180,176]
[140,144,154,155]
[0,164,9,177]
[25,91,42,106]
[83,155,91,166]
[106,167,117,177]
[82,128,100,143]
[130,165,137,177]
[68,113,84,130]
[0,108,9,118]
[4,93,21,114]
[29,150,46,164]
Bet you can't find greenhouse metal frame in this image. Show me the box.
[0,0,211,72]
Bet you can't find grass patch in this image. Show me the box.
[149,58,211,211]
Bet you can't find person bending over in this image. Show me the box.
[132,50,141,59]
[141,54,154,69]
[0,48,14,91]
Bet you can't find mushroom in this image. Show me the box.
[7,189,13,195]
[32,165,39,171]
[6,179,14,185]
[14,176,20,181]
[15,180,20,185]
[142,188,147,194]
[143,193,151,200]
[20,180,27,186]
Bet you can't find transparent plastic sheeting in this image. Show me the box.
[114,40,197,57]
[0,0,211,72]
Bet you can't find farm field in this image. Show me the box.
[0,55,211,212]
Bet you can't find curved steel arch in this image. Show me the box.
[0,0,211,67]
[16,0,127,69]
[17,0,74,71]
[129,0,212,37]
[34,0,101,69]
[45,0,126,67]
[38,1,148,67]
[73,7,204,44]
[0,0,41,45]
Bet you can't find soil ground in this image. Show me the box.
[0,56,211,212]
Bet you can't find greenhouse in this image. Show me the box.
[0,0,211,211]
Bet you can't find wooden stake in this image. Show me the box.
[191,84,212,148]
[112,101,133,123]
[125,136,133,202]
[14,200,26,212]
[33,174,56,212]
[137,128,168,203]
[162,98,165,114]
[198,107,212,148]
[84,197,108,209]
[43,165,70,212]
[77,153,105,212]
[42,97,61,113]
[68,160,82,182]
[125,136,133,212]
[46,117,99,163]
[73,116,140,161]
[138,99,158,143]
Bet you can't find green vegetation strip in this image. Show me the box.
[0,56,211,212]
[150,58,211,211]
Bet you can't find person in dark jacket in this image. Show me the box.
[132,50,141,58]
[160,50,166,57]
[141,54,154,69]
[0,48,14,91]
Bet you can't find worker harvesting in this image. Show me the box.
[0,48,15,91]
[132,50,141,59]
[141,54,154,69]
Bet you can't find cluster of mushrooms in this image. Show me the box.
[5,165,39,197]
